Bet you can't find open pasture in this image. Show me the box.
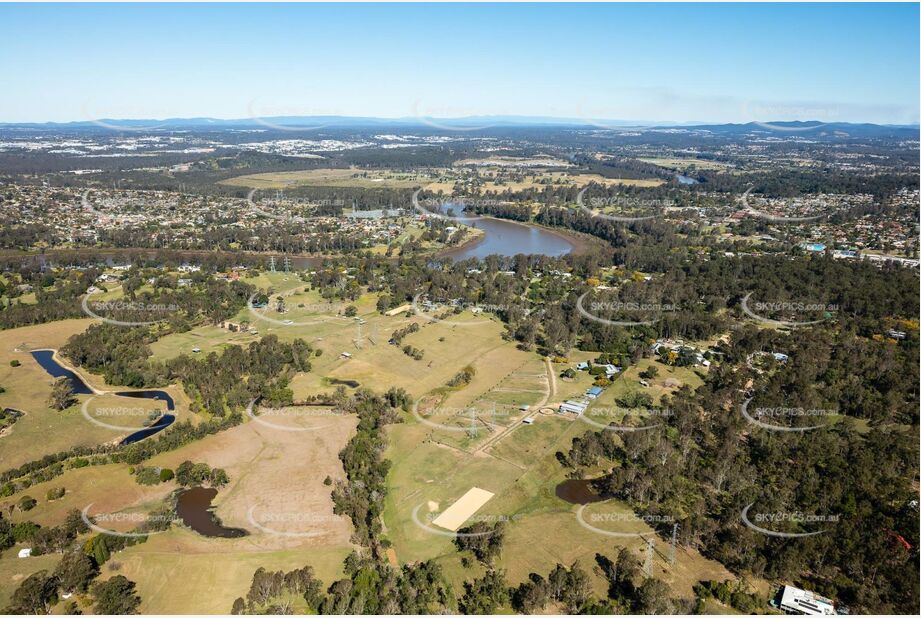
[219,167,435,190]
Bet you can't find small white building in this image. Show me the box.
[778,585,836,615]
[559,400,589,415]
[17,548,32,558]
[599,364,620,377]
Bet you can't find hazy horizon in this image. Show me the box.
[1,114,918,128]
[1,2,918,126]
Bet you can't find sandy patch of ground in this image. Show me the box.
[149,410,357,550]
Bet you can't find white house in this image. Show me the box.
[777,585,836,615]
[599,364,620,377]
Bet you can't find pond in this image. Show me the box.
[120,414,176,445]
[30,350,93,395]
[555,479,608,505]
[31,350,176,444]
[175,487,247,538]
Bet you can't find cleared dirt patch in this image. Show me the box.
[432,487,495,531]
[149,411,357,549]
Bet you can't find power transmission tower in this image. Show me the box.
[269,256,276,272]
[670,523,679,566]
[353,320,363,349]
[467,407,478,437]
[283,255,291,272]
[367,323,377,346]
[644,537,655,577]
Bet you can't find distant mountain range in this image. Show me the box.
[1,116,917,136]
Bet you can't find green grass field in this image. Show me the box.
[113,529,351,614]
[0,320,165,470]
[0,548,60,608]
[218,168,435,190]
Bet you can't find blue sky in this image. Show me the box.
[1,2,918,124]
